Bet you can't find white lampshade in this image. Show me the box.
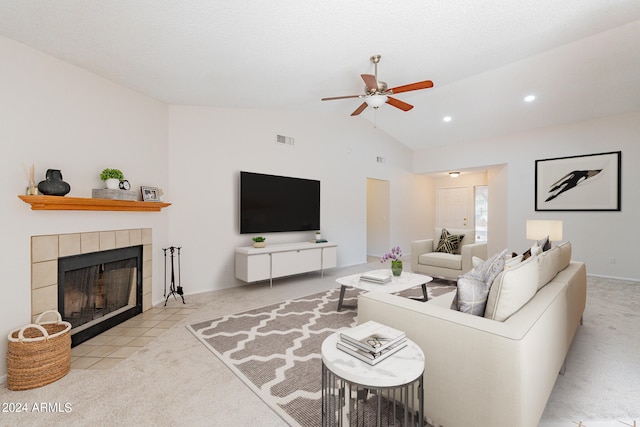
[365,94,388,108]
[526,220,563,241]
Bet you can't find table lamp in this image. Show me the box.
[526,220,563,245]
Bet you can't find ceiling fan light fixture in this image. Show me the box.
[449,171,460,178]
[321,55,432,116]
[365,94,388,108]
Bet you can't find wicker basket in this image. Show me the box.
[6,310,72,391]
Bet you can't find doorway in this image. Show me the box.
[366,178,390,258]
[436,187,470,229]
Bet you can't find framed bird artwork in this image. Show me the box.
[535,151,621,211]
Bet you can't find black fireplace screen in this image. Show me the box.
[58,245,143,346]
[62,258,136,329]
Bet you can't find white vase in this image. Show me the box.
[105,178,120,189]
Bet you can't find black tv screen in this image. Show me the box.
[240,171,320,234]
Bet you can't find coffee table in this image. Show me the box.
[335,270,433,312]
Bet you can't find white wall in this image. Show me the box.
[167,106,433,295]
[366,178,390,258]
[413,111,640,280]
[0,37,170,377]
[0,36,434,378]
[486,164,509,253]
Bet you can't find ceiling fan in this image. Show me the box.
[321,54,434,116]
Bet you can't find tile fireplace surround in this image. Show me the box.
[30,228,152,323]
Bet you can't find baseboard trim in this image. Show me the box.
[587,273,640,283]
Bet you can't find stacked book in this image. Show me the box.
[359,271,392,284]
[337,320,407,365]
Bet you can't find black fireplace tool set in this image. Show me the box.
[163,246,185,306]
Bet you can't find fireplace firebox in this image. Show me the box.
[58,245,143,347]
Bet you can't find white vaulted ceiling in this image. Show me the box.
[1,1,640,150]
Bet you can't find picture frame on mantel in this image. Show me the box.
[141,186,160,202]
[535,151,621,211]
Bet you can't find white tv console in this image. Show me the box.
[235,241,337,287]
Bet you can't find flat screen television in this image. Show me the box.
[240,171,320,234]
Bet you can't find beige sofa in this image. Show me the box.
[358,242,586,427]
[411,227,487,280]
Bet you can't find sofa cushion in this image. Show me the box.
[484,255,539,321]
[558,241,571,270]
[419,252,462,270]
[435,228,465,254]
[453,250,507,316]
[537,246,561,290]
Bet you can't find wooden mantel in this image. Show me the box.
[18,195,171,212]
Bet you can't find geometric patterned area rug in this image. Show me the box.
[186,280,455,426]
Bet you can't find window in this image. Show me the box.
[475,186,488,243]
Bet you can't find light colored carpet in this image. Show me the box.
[538,276,640,426]
[0,259,638,426]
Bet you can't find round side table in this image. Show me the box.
[321,331,425,427]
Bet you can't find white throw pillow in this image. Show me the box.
[484,256,539,322]
[530,243,542,257]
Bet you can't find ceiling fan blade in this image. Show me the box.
[361,74,378,91]
[321,95,362,101]
[386,96,414,111]
[351,102,368,116]
[388,80,434,94]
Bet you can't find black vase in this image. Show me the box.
[38,169,71,196]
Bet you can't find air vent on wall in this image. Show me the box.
[276,134,294,146]
[376,156,385,164]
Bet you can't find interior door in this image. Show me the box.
[436,187,469,229]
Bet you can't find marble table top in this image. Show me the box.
[321,330,425,388]
[335,269,433,294]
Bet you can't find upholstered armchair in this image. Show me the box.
[411,227,487,280]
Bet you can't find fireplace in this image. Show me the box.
[58,245,143,346]
[30,228,153,347]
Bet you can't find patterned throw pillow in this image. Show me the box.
[538,236,551,252]
[435,228,465,254]
[454,275,487,315]
[453,249,507,316]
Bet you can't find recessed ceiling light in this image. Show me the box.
[443,116,452,122]
[524,95,536,102]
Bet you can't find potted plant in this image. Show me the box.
[252,236,266,248]
[100,168,125,190]
[381,246,403,276]
[315,231,322,241]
